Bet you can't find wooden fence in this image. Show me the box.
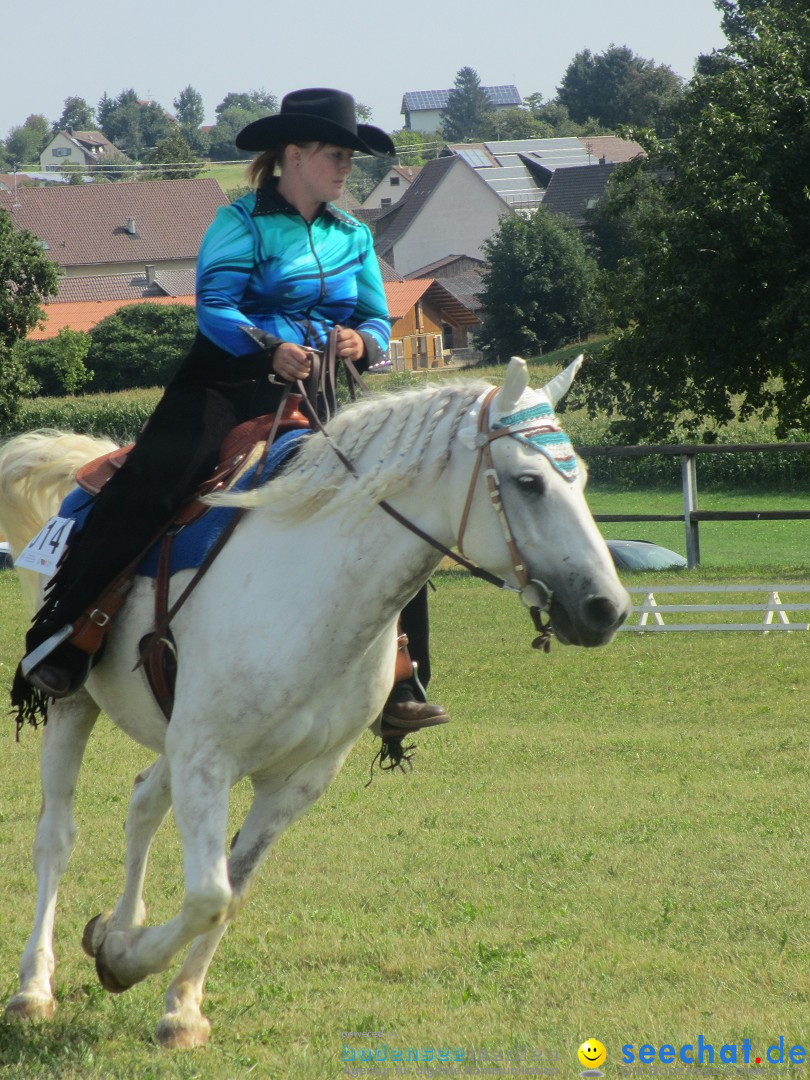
[577,442,810,568]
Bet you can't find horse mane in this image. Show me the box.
[212,380,489,521]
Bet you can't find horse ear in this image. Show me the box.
[540,354,584,409]
[494,357,529,417]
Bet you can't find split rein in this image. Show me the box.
[295,339,554,653]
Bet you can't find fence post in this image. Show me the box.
[681,453,700,568]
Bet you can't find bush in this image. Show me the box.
[14,328,93,396]
[86,304,196,392]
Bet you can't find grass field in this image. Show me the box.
[0,528,808,1078]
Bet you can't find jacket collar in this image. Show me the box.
[252,180,347,223]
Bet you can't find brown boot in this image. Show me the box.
[381,700,450,738]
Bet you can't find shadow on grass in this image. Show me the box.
[0,1013,105,1072]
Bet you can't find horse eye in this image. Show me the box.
[516,473,546,496]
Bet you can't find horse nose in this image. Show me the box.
[583,594,627,632]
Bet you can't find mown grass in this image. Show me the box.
[0,554,808,1078]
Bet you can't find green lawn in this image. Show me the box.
[588,488,810,573]
[0,554,808,1077]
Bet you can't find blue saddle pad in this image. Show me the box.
[59,429,310,579]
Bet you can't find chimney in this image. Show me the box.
[126,218,137,235]
[145,264,156,285]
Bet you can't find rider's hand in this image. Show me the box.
[335,326,364,363]
[272,343,315,382]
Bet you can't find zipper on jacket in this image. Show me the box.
[304,220,327,325]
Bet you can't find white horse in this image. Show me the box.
[0,358,629,1048]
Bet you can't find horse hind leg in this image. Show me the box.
[83,756,172,982]
[6,692,99,1022]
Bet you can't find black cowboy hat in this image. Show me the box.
[235,88,395,158]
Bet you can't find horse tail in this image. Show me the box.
[0,429,118,609]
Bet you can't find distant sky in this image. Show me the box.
[2,0,728,142]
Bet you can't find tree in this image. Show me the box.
[142,128,203,179]
[173,85,205,148]
[477,210,604,361]
[580,0,810,439]
[53,97,96,134]
[0,209,59,428]
[5,115,51,166]
[557,46,684,133]
[96,89,174,157]
[208,90,278,160]
[214,90,277,117]
[440,67,494,142]
[86,304,197,391]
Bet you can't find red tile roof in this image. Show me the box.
[384,280,433,319]
[29,296,195,340]
[0,179,227,269]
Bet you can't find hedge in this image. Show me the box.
[8,383,809,492]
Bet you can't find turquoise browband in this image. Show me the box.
[492,399,579,482]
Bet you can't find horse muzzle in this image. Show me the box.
[550,589,631,647]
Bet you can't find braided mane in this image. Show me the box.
[215,380,489,520]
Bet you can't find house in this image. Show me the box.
[540,162,620,227]
[373,155,513,277]
[401,85,522,133]
[29,268,197,340]
[383,265,481,369]
[28,295,196,340]
[361,165,422,211]
[40,129,124,172]
[1,178,228,279]
[404,255,487,355]
[444,135,644,210]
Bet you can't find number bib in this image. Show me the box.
[16,515,75,577]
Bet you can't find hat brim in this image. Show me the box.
[235,113,395,157]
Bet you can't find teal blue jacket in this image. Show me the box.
[196,183,391,363]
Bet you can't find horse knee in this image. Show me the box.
[183,883,231,934]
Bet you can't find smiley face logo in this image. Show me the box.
[578,1039,607,1070]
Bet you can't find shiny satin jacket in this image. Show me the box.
[196,183,391,362]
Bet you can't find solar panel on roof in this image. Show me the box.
[404,86,521,111]
[484,86,522,106]
[456,148,491,168]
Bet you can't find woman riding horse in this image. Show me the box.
[14,88,448,739]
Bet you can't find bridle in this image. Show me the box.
[296,351,555,652]
[454,386,555,651]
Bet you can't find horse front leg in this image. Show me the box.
[82,755,172,959]
[88,738,234,996]
[154,753,350,1049]
[6,692,99,1021]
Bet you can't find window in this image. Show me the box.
[390,175,400,186]
[52,148,71,157]
[381,198,392,209]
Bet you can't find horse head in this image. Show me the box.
[456,356,630,647]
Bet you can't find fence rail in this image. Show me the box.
[619,584,810,633]
[576,442,810,568]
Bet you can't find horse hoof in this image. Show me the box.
[82,913,103,957]
[5,992,55,1021]
[155,1011,211,1050]
[95,948,135,995]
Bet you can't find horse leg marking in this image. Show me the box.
[6,695,98,1021]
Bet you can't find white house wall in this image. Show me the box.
[389,161,512,277]
[40,133,87,171]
